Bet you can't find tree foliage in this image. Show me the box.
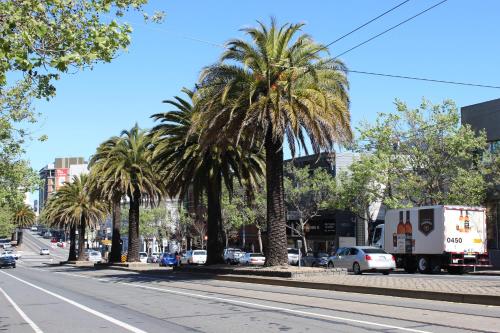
[339,99,500,212]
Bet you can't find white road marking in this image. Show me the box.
[52,270,432,333]
[0,287,44,333]
[0,270,148,333]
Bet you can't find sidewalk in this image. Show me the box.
[213,273,500,306]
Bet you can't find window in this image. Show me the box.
[362,248,387,254]
[373,227,382,244]
[350,248,359,255]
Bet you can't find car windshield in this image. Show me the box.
[362,248,388,254]
[193,251,206,255]
[90,251,100,256]
[317,253,329,257]
[288,249,299,254]
[164,253,174,258]
[139,253,147,257]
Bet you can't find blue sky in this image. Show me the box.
[27,0,500,171]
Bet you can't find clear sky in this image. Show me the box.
[27,0,500,171]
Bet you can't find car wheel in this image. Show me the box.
[417,257,431,274]
[353,262,362,275]
[382,270,390,275]
[327,261,334,268]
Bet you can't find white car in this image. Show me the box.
[287,248,300,265]
[328,246,395,275]
[223,248,244,264]
[180,250,207,265]
[39,248,50,255]
[239,253,265,265]
[1,250,21,260]
[139,252,148,263]
[31,226,38,231]
[86,250,102,263]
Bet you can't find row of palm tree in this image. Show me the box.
[41,19,351,266]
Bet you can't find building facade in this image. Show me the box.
[461,98,500,251]
[39,157,88,213]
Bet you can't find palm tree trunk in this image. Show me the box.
[17,230,23,245]
[77,219,86,261]
[109,195,122,263]
[68,225,77,261]
[206,173,225,265]
[264,127,288,266]
[127,190,141,262]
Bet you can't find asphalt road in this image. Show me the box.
[0,231,497,332]
[0,261,499,332]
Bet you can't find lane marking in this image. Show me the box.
[51,270,432,333]
[0,287,44,333]
[0,271,148,333]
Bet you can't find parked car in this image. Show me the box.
[239,253,265,265]
[328,246,395,275]
[180,250,207,265]
[147,252,161,263]
[85,250,102,263]
[224,248,244,264]
[31,226,38,231]
[39,248,50,255]
[0,239,11,249]
[139,252,148,263]
[287,248,300,265]
[159,253,178,267]
[0,256,16,268]
[301,252,329,267]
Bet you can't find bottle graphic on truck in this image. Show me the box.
[405,211,413,254]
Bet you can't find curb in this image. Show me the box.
[214,275,500,306]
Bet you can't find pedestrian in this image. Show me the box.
[175,251,180,266]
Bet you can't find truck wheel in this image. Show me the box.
[353,262,362,275]
[417,257,431,274]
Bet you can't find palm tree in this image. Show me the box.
[196,19,352,265]
[89,138,125,263]
[96,125,163,262]
[42,175,108,261]
[150,89,264,264]
[12,204,36,245]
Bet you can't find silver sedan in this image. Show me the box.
[328,246,395,275]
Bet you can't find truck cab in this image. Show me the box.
[371,225,384,249]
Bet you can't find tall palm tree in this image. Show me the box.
[12,204,36,245]
[196,19,352,265]
[96,125,163,262]
[42,175,107,261]
[150,89,264,264]
[89,137,125,263]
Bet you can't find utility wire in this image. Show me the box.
[335,0,448,58]
[347,70,500,89]
[323,0,411,49]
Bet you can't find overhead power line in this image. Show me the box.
[347,70,500,89]
[334,0,448,58]
[323,0,411,49]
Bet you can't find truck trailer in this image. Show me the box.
[371,205,490,274]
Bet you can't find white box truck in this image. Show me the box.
[371,205,490,274]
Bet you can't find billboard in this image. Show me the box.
[55,168,69,189]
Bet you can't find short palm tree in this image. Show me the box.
[150,89,264,264]
[96,125,163,262]
[12,204,36,245]
[43,175,108,261]
[89,137,125,263]
[196,19,352,265]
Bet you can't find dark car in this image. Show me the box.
[159,253,178,267]
[300,252,329,267]
[0,256,16,268]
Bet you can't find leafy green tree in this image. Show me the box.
[0,0,164,96]
[196,19,351,265]
[150,89,264,264]
[97,125,163,262]
[341,99,500,212]
[284,164,337,253]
